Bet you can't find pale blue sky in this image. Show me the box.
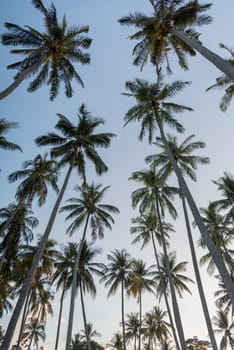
[1,1,234,349]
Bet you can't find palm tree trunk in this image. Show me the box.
[138,291,142,350]
[121,279,127,350]
[54,287,66,350]
[79,280,91,350]
[154,112,234,308]
[0,61,41,100]
[179,185,218,350]
[0,159,75,350]
[16,291,31,350]
[65,214,90,350]
[172,30,234,80]
[151,232,181,350]
[155,196,187,350]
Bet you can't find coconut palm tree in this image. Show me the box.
[213,308,234,350]
[70,333,86,350]
[107,332,123,350]
[0,203,38,274]
[143,306,171,350]
[53,242,77,350]
[146,134,218,350]
[101,249,132,350]
[130,213,180,350]
[198,203,234,275]
[206,43,234,111]
[0,0,91,100]
[118,0,234,79]
[125,312,140,350]
[0,153,58,238]
[155,251,194,300]
[77,241,105,350]
[212,172,234,225]
[214,273,234,315]
[0,118,21,153]
[128,258,156,350]
[21,318,46,350]
[0,105,115,350]
[60,182,119,350]
[123,73,234,309]
[80,323,104,350]
[130,166,187,350]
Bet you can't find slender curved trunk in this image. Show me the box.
[16,291,31,350]
[154,112,234,308]
[179,185,218,350]
[80,280,91,350]
[138,291,142,350]
[151,232,181,350]
[172,30,234,80]
[121,279,127,350]
[27,306,42,350]
[65,215,90,350]
[0,61,41,100]
[0,159,75,350]
[54,287,66,350]
[155,197,187,350]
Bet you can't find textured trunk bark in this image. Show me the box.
[155,197,187,350]
[0,159,74,350]
[172,30,234,80]
[151,232,181,350]
[65,215,90,350]
[0,61,41,100]
[180,186,218,350]
[155,113,234,308]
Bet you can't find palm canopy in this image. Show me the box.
[143,306,171,346]
[35,104,115,182]
[206,43,234,111]
[129,167,179,219]
[60,182,119,239]
[123,73,192,144]
[118,0,212,72]
[8,153,59,206]
[0,118,22,152]
[1,0,92,100]
[155,251,194,299]
[100,249,132,297]
[130,212,173,249]
[146,134,209,181]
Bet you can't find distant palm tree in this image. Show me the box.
[107,332,123,350]
[21,318,46,350]
[60,183,119,350]
[0,204,38,273]
[198,203,234,275]
[70,333,86,350]
[125,312,140,350]
[0,0,92,100]
[101,249,132,350]
[130,213,180,350]
[206,44,234,111]
[1,105,114,350]
[215,273,234,315]
[156,251,194,300]
[118,0,234,79]
[80,323,104,350]
[0,118,21,152]
[77,241,105,350]
[53,242,77,350]
[213,308,234,350]
[128,258,156,350]
[0,153,58,238]
[143,306,171,349]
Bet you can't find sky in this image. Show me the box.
[1,1,234,349]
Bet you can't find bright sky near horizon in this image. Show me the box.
[1,1,234,349]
